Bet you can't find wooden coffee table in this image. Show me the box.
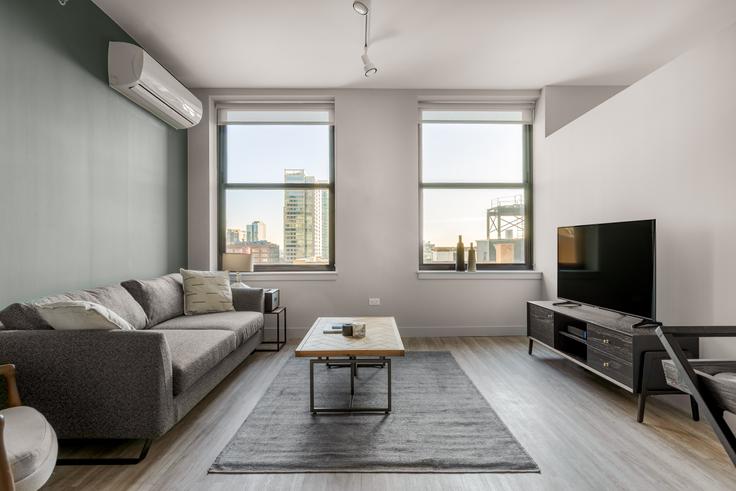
[295,317,405,414]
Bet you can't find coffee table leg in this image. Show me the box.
[350,359,355,397]
[386,357,391,414]
[310,359,316,414]
[309,357,393,413]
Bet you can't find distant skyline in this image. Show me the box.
[225,122,524,249]
[225,124,330,248]
[423,189,524,246]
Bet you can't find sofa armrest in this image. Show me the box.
[0,330,175,439]
[232,287,264,313]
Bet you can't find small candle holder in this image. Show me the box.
[352,322,366,338]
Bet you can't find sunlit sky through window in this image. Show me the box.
[225,122,524,250]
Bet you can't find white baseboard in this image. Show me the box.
[263,325,525,341]
[397,326,525,337]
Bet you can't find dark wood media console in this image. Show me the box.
[527,300,700,421]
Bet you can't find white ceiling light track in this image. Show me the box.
[353,1,378,77]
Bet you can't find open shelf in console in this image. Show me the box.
[559,331,587,344]
[555,314,588,362]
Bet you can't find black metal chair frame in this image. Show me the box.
[656,325,736,466]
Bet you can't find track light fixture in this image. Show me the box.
[355,1,378,77]
[362,50,378,77]
[353,1,369,15]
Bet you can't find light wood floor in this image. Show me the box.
[45,337,736,490]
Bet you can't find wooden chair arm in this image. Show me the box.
[0,365,21,408]
[0,415,15,491]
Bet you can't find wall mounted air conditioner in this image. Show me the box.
[108,42,202,129]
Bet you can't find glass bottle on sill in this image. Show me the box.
[467,243,477,272]
[456,235,465,272]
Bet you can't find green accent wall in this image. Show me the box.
[0,0,187,305]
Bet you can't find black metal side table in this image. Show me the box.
[255,306,287,352]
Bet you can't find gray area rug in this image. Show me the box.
[211,351,538,473]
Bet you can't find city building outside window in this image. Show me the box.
[218,104,335,271]
[419,105,533,270]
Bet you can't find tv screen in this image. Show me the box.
[557,219,656,320]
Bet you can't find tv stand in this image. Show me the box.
[552,300,581,307]
[527,301,699,421]
[632,319,663,329]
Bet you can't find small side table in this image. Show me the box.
[255,306,287,352]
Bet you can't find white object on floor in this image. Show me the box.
[1,406,58,491]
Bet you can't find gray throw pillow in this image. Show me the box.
[121,273,184,327]
[0,303,52,330]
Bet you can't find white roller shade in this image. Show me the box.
[419,102,534,124]
[217,103,334,125]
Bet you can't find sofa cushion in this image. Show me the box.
[153,311,263,346]
[0,405,58,488]
[160,330,237,396]
[0,303,52,330]
[122,274,184,328]
[180,269,234,315]
[34,285,148,330]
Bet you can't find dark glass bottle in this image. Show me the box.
[456,235,465,271]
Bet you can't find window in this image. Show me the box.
[419,106,533,270]
[218,105,335,271]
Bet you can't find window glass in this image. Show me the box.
[422,189,525,265]
[421,123,523,183]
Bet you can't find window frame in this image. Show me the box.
[217,114,336,272]
[418,117,533,271]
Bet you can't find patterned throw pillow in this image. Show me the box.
[180,269,235,316]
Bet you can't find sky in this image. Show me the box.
[225,125,330,247]
[225,122,524,249]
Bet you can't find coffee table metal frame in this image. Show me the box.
[309,356,392,414]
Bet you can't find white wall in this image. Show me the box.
[188,89,543,335]
[544,85,626,136]
[534,22,736,357]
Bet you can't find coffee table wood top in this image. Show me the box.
[295,317,405,357]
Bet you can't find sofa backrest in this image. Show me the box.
[0,302,53,330]
[121,273,184,328]
[0,285,148,331]
[34,284,149,330]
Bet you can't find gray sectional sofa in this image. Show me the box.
[0,273,264,443]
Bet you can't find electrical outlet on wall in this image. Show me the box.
[369,298,381,306]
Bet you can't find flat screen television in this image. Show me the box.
[557,219,656,320]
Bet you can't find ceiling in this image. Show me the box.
[92,0,736,90]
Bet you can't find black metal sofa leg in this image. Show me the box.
[56,439,152,466]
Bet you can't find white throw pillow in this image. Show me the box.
[36,301,134,331]
[180,269,235,315]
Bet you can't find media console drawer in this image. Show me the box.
[528,304,554,346]
[588,346,633,389]
[587,324,633,363]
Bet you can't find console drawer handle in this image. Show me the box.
[603,339,610,344]
[603,362,610,368]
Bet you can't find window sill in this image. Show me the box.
[230,271,338,282]
[416,270,542,280]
